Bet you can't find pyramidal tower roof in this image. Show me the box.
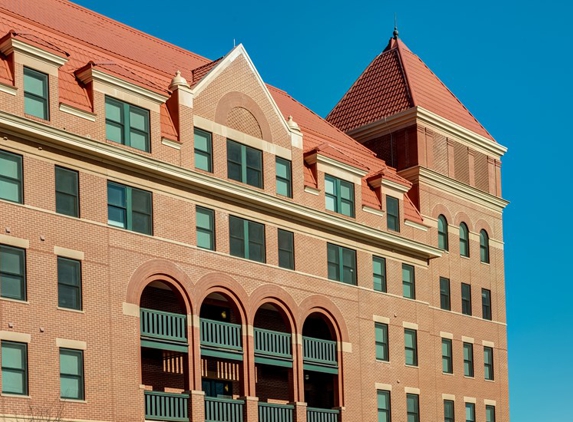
[327,32,494,141]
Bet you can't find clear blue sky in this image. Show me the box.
[73,1,570,420]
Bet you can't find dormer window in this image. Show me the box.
[325,174,354,217]
[105,96,150,152]
[227,139,263,188]
[24,67,49,120]
[386,196,399,232]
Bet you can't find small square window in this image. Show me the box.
[402,264,415,299]
[196,206,215,250]
[60,348,84,400]
[194,128,213,172]
[373,256,386,292]
[0,244,26,301]
[107,181,153,235]
[58,257,82,310]
[375,323,389,361]
[276,157,292,198]
[229,216,265,263]
[24,67,49,120]
[0,150,23,204]
[227,139,263,188]
[404,329,418,366]
[278,229,294,270]
[386,196,399,232]
[55,166,79,217]
[1,341,28,395]
[105,96,150,152]
[440,277,451,310]
[327,243,356,285]
[325,175,354,217]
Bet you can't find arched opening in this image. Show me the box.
[438,215,449,251]
[459,222,470,257]
[480,229,490,263]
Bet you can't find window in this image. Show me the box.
[229,216,265,263]
[438,214,449,250]
[107,181,152,235]
[327,243,356,285]
[227,139,263,188]
[0,245,26,301]
[440,277,451,310]
[484,346,494,380]
[325,175,354,217]
[194,128,213,172]
[60,349,84,400]
[55,166,79,217]
[377,389,391,422]
[442,338,453,374]
[402,264,415,299]
[463,342,474,377]
[444,400,455,422]
[1,341,27,395]
[105,97,150,152]
[465,403,475,422]
[482,289,492,320]
[406,394,419,422]
[0,150,23,204]
[276,157,292,197]
[58,257,82,310]
[480,230,490,263]
[24,67,49,120]
[375,323,389,361]
[373,256,386,292]
[461,283,472,315]
[459,223,470,257]
[278,229,294,270]
[486,405,496,422]
[386,196,399,232]
[196,206,215,250]
[404,329,418,366]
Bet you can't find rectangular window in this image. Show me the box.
[325,174,354,217]
[463,342,474,377]
[444,400,455,422]
[275,157,292,198]
[107,181,153,235]
[406,393,419,422]
[227,139,263,188]
[442,338,453,373]
[196,206,215,250]
[278,229,294,270]
[60,349,84,400]
[375,323,389,361]
[229,216,265,263]
[404,329,418,366]
[0,150,23,204]
[461,283,472,315]
[58,257,82,310]
[55,166,79,217]
[24,67,49,120]
[0,245,26,301]
[377,389,391,422]
[194,128,213,172]
[373,256,386,292]
[327,243,356,285]
[440,277,451,310]
[482,288,492,320]
[105,96,150,152]
[402,264,415,299]
[484,346,494,380]
[486,405,496,422]
[1,341,27,395]
[465,403,475,422]
[386,196,399,232]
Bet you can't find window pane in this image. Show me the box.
[373,256,386,292]
[132,189,151,214]
[106,121,123,143]
[132,211,152,234]
[2,342,27,395]
[278,229,294,269]
[105,100,122,123]
[246,167,262,187]
[60,377,81,399]
[24,97,47,119]
[23,71,45,96]
[197,207,214,250]
[58,258,81,310]
[0,151,22,203]
[129,130,148,151]
[107,184,125,207]
[129,108,147,131]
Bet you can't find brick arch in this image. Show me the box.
[125,259,194,314]
[214,91,272,142]
[474,218,493,237]
[298,295,349,344]
[194,272,249,325]
[431,204,453,223]
[249,285,299,333]
[453,211,473,230]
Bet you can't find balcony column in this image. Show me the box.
[189,390,206,422]
[294,333,306,403]
[334,407,345,422]
[242,395,259,422]
[190,314,202,391]
[292,401,307,422]
[242,324,256,397]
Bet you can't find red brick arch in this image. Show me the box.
[453,211,473,230]
[194,272,249,325]
[298,295,349,344]
[431,204,453,223]
[214,91,272,142]
[474,218,494,237]
[249,284,299,334]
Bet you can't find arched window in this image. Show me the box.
[459,223,470,257]
[437,215,449,251]
[480,230,490,263]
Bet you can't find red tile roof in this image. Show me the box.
[327,37,494,141]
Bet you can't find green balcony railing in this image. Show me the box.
[254,328,292,359]
[307,407,339,422]
[205,396,244,422]
[144,391,189,422]
[140,308,188,344]
[303,337,337,366]
[201,319,242,351]
[258,402,294,422]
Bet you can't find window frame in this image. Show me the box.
[444,400,455,422]
[377,389,391,422]
[486,405,496,422]
[277,229,294,270]
[440,277,451,310]
[325,174,355,217]
[226,139,263,188]
[57,257,82,310]
[59,348,85,400]
[55,166,79,217]
[461,283,472,316]
[24,67,49,120]
[438,214,449,250]
[442,338,453,374]
[1,341,28,395]
[0,244,26,301]
[373,256,387,292]
[463,342,474,377]
[480,229,490,263]
[326,243,357,285]
[482,288,492,320]
[386,196,400,232]
[0,149,23,204]
[105,96,150,152]
[196,206,215,251]
[194,128,213,172]
[107,181,153,235]
[402,264,415,299]
[465,403,475,422]
[229,215,266,263]
[459,222,470,257]
[375,322,389,362]
[275,157,292,198]
[484,346,494,380]
[404,329,418,366]
[406,393,420,422]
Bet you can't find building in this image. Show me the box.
[0,1,508,421]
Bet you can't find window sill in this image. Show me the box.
[404,364,419,369]
[442,372,454,376]
[0,297,29,305]
[1,393,30,399]
[376,359,390,364]
[60,398,87,403]
[464,376,475,379]
[57,307,85,314]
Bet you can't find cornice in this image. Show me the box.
[313,153,369,178]
[0,110,442,261]
[59,103,96,121]
[0,38,68,67]
[381,178,410,194]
